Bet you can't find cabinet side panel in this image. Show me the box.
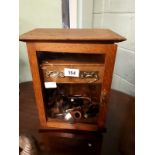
[98,44,117,129]
[104,44,117,93]
[26,43,47,127]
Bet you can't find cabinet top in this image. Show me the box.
[19,28,126,43]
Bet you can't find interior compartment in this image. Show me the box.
[36,51,104,124]
[44,83,102,124]
[37,51,105,65]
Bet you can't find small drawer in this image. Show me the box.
[41,64,104,84]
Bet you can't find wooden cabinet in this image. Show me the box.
[19,28,125,132]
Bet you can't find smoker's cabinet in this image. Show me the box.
[20,29,125,132]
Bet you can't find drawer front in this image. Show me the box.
[41,65,104,83]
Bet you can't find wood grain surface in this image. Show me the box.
[19,28,126,42]
[25,42,117,130]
